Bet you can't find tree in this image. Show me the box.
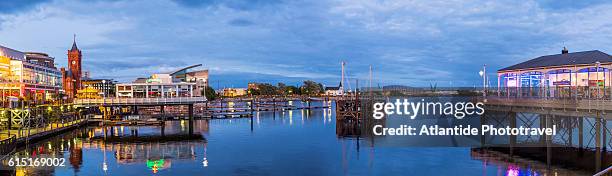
[277,83,287,95]
[257,83,277,95]
[202,86,217,100]
[300,80,323,96]
[247,87,260,96]
[286,85,300,95]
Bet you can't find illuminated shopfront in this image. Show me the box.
[0,46,62,105]
[497,48,612,98]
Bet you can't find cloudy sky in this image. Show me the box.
[1,0,611,88]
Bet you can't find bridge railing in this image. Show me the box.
[481,96,612,111]
[73,97,207,105]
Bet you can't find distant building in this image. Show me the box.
[133,78,148,83]
[497,48,612,98]
[82,78,116,97]
[169,64,209,96]
[0,45,62,104]
[325,82,344,96]
[61,36,83,100]
[222,88,247,97]
[76,86,100,99]
[115,65,208,98]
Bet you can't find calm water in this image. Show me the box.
[5,102,591,176]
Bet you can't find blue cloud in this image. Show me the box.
[172,0,284,10]
[537,0,610,10]
[0,0,611,88]
[0,0,50,14]
[228,18,254,27]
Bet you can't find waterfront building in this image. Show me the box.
[170,64,209,96]
[61,36,83,100]
[324,82,344,96]
[497,48,612,98]
[0,45,62,104]
[222,88,247,97]
[82,78,116,97]
[116,80,196,98]
[114,65,208,98]
[76,86,101,99]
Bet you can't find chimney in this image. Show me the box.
[562,47,568,54]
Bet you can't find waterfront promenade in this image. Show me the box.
[0,119,86,141]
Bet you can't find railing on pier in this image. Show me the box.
[483,96,612,112]
[73,97,207,106]
[0,134,16,154]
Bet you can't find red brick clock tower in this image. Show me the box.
[61,35,82,99]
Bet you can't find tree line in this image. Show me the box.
[249,80,324,96]
[203,80,326,100]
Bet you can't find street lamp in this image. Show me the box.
[479,64,487,97]
[102,80,106,98]
[573,60,577,100]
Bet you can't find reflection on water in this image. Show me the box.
[2,101,593,176]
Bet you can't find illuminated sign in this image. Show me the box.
[588,80,604,87]
[553,80,570,85]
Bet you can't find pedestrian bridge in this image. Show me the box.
[73,97,207,107]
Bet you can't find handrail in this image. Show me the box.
[594,166,612,176]
[73,97,207,105]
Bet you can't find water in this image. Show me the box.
[3,102,592,176]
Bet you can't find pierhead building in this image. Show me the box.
[61,36,83,99]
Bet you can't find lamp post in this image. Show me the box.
[574,60,577,100]
[479,64,487,97]
[102,80,106,98]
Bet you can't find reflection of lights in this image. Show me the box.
[289,111,293,125]
[506,165,519,176]
[147,159,165,173]
[328,109,332,122]
[202,157,208,167]
[323,109,327,118]
[180,120,185,131]
[256,112,260,125]
[102,162,108,172]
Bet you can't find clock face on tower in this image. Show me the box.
[72,61,76,65]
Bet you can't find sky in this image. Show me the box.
[1,0,611,89]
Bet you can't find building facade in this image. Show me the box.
[497,48,612,99]
[116,82,196,98]
[112,65,207,99]
[81,78,116,98]
[222,88,247,97]
[168,64,209,96]
[324,82,344,96]
[0,46,62,105]
[61,37,83,100]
